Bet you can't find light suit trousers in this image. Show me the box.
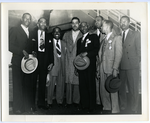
[100,64,120,113]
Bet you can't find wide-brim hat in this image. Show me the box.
[74,55,90,70]
[105,75,121,93]
[21,54,38,74]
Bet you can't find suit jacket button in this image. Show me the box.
[128,58,129,59]
[127,52,128,53]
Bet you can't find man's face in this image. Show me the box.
[120,17,130,31]
[80,22,88,34]
[72,19,80,31]
[95,16,103,29]
[38,18,47,30]
[101,22,107,34]
[22,14,31,27]
[53,28,61,40]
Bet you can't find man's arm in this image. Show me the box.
[9,27,22,55]
[113,36,123,70]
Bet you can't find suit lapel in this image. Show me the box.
[124,29,132,46]
[18,25,28,39]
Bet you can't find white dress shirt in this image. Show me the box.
[72,30,80,43]
[122,28,129,41]
[54,38,61,57]
[38,30,45,52]
[21,24,29,38]
[106,32,113,40]
[82,32,89,41]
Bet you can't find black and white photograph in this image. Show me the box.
[1,2,148,122]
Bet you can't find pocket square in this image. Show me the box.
[49,40,51,43]
[85,39,91,47]
[32,39,36,41]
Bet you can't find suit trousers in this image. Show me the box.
[47,71,65,104]
[96,78,101,105]
[78,66,96,110]
[12,64,24,113]
[12,64,35,113]
[34,52,47,106]
[66,83,80,104]
[119,68,140,112]
[100,64,120,113]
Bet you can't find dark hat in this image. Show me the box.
[105,75,121,93]
[21,54,38,74]
[74,55,90,70]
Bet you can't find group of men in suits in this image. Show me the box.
[9,12,141,114]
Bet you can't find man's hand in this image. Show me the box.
[32,51,37,57]
[112,69,118,77]
[23,50,29,59]
[80,52,88,57]
[74,69,78,76]
[48,63,53,71]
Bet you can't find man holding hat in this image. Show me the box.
[9,13,34,114]
[98,20,122,113]
[31,17,54,110]
[76,22,99,112]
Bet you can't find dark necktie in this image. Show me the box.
[56,40,61,56]
[39,31,45,50]
[122,31,125,43]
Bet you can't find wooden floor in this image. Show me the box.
[9,67,141,115]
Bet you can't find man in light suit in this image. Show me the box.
[119,16,141,113]
[76,22,99,112]
[9,13,34,114]
[63,17,82,108]
[32,17,54,110]
[47,27,66,107]
[98,20,122,113]
[92,16,121,106]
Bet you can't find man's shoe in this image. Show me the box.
[38,105,49,110]
[14,110,22,114]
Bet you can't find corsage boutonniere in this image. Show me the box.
[85,39,91,47]
[108,40,112,50]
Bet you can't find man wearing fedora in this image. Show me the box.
[31,17,54,110]
[76,22,99,112]
[62,17,82,108]
[9,13,34,114]
[46,27,66,107]
[119,16,141,113]
[98,20,122,114]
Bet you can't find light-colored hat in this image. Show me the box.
[74,55,90,70]
[21,54,38,74]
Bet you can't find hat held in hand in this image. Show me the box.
[74,55,90,70]
[105,75,121,93]
[21,54,38,74]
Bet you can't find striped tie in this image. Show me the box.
[56,40,61,56]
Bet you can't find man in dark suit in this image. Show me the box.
[9,13,34,114]
[32,17,54,110]
[119,16,141,113]
[76,22,99,112]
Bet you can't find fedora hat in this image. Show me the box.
[21,54,38,74]
[105,75,121,93]
[74,55,90,70]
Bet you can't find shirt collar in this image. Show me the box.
[21,24,28,30]
[72,30,80,33]
[122,28,129,34]
[106,32,112,40]
[82,32,89,40]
